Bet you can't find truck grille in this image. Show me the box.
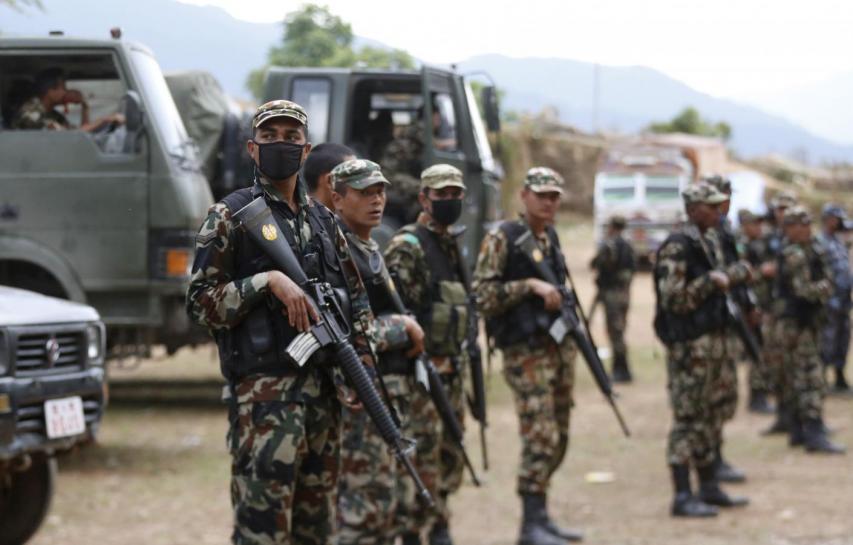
[15,395,102,437]
[12,327,85,376]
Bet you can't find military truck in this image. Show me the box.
[0,33,213,358]
[0,286,107,545]
[262,66,503,260]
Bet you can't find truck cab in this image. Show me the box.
[0,285,107,544]
[262,65,502,261]
[0,34,213,358]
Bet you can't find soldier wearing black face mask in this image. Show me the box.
[187,100,380,545]
[385,164,470,545]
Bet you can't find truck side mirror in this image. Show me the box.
[481,86,501,133]
[123,90,144,132]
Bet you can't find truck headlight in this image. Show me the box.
[86,323,105,365]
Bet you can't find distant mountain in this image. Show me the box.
[458,54,853,163]
[3,1,852,162]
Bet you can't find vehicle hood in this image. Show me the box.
[0,286,100,326]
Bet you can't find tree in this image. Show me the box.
[647,107,732,141]
[247,3,415,99]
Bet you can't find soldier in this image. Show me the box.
[590,214,635,383]
[773,206,846,453]
[384,164,471,545]
[303,142,356,210]
[12,67,124,131]
[817,204,852,393]
[187,100,378,545]
[473,167,582,544]
[330,159,427,545]
[703,175,752,484]
[653,183,749,518]
[736,209,775,413]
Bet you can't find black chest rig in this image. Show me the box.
[653,232,728,344]
[486,220,567,349]
[775,245,825,327]
[215,184,349,381]
[595,236,635,289]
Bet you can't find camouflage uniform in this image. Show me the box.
[590,215,634,380]
[816,205,852,389]
[187,101,377,545]
[384,164,469,538]
[379,123,424,225]
[737,214,773,395]
[11,96,69,130]
[330,160,415,545]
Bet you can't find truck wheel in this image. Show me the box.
[0,455,57,545]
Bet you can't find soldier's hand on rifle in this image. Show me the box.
[709,270,730,292]
[527,278,562,311]
[402,315,425,358]
[268,271,319,332]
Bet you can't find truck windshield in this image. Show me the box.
[464,82,495,172]
[645,176,681,201]
[601,175,636,201]
[130,48,197,169]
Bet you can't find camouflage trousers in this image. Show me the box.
[666,332,730,467]
[775,318,825,420]
[227,371,341,545]
[602,287,630,360]
[711,332,739,425]
[760,316,783,396]
[338,374,413,545]
[502,337,576,495]
[436,372,466,518]
[820,308,851,371]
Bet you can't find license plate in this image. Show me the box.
[44,396,86,439]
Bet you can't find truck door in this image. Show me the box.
[0,49,149,302]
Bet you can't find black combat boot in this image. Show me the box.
[611,353,633,383]
[541,494,583,542]
[748,389,774,414]
[803,417,846,455]
[402,532,422,545]
[762,402,790,435]
[669,464,717,518]
[518,494,566,545]
[697,463,749,508]
[788,412,804,447]
[428,520,453,545]
[834,368,851,394]
[715,446,746,483]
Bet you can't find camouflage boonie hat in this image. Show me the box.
[331,159,389,190]
[524,166,565,194]
[769,190,797,209]
[737,209,760,224]
[783,205,812,225]
[703,174,732,195]
[421,164,466,190]
[609,215,627,229]
[252,100,308,129]
[682,182,729,205]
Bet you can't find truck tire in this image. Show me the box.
[0,455,57,545]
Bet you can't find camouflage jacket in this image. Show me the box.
[776,238,833,314]
[384,212,466,373]
[816,231,852,311]
[11,97,69,130]
[186,177,376,401]
[738,234,773,310]
[590,234,634,290]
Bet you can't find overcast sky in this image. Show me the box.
[180,0,853,103]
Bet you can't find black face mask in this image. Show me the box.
[253,140,305,181]
[430,198,463,226]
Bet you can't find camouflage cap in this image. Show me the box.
[421,164,466,190]
[703,174,732,195]
[524,166,565,194]
[252,99,308,129]
[331,159,389,190]
[682,182,729,206]
[821,203,849,221]
[769,190,797,209]
[609,214,627,229]
[783,205,812,225]
[737,209,760,224]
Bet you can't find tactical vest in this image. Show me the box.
[215,184,349,381]
[486,220,567,349]
[653,232,728,344]
[345,231,411,375]
[774,244,825,327]
[403,224,468,357]
[595,236,635,289]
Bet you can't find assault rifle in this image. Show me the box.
[233,197,433,508]
[515,229,631,437]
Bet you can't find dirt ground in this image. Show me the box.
[31,220,853,545]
